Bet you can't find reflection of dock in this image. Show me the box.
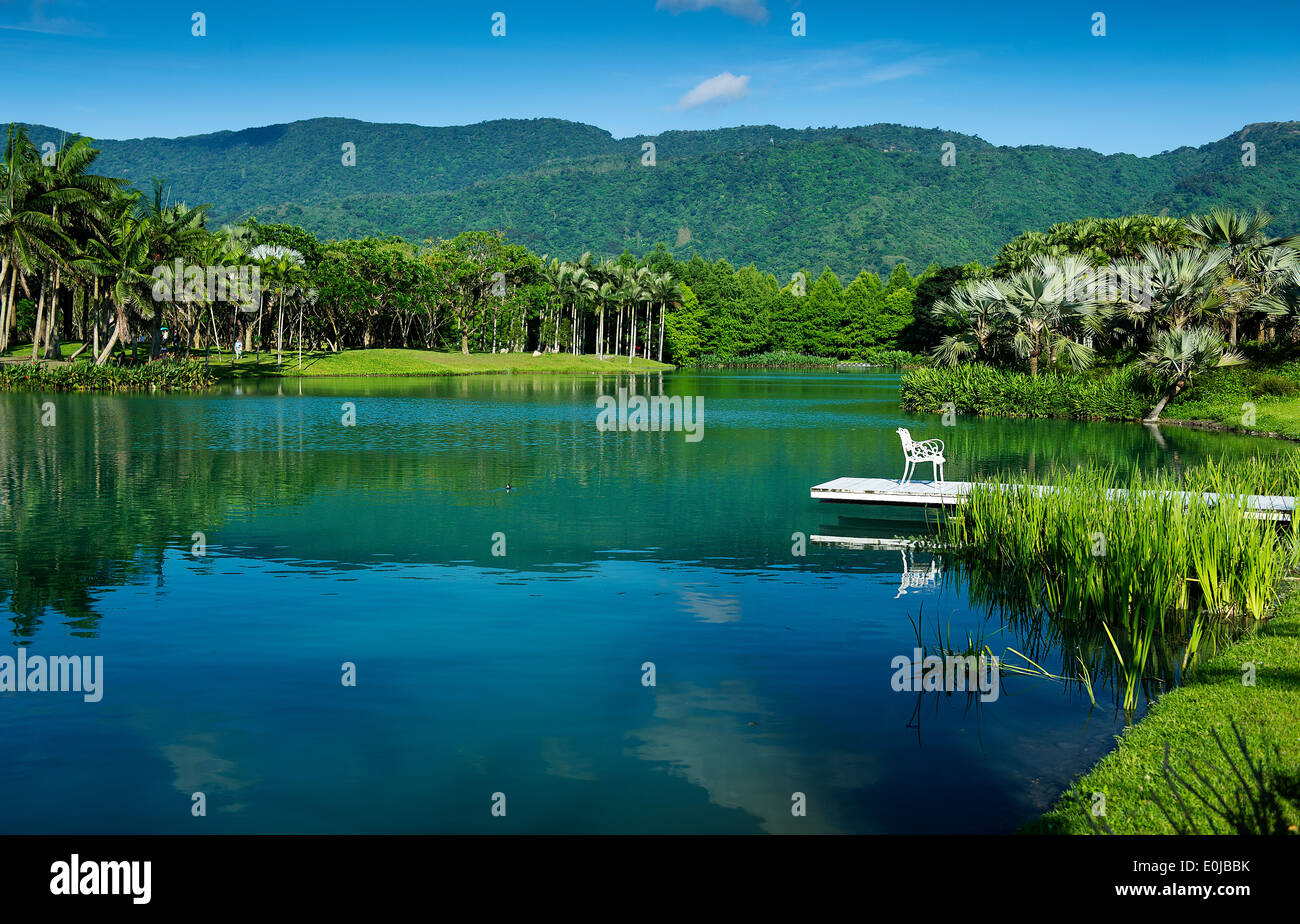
[810,477,1294,521]
[809,535,925,549]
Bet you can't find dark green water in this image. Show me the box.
[0,371,1286,833]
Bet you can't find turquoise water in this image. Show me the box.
[0,371,1286,833]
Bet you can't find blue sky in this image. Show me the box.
[1,0,1295,155]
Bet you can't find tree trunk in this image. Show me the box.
[0,257,8,352]
[1144,380,1186,422]
[95,313,123,366]
[31,273,47,361]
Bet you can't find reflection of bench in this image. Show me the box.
[896,427,945,485]
[895,549,940,598]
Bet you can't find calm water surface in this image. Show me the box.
[0,371,1287,833]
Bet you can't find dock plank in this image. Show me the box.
[810,478,1294,520]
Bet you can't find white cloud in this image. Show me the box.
[677,72,751,110]
[655,0,769,24]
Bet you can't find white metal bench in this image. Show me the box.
[896,427,945,485]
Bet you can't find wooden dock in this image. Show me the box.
[810,477,1295,520]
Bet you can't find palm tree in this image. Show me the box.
[249,245,306,364]
[650,270,680,362]
[0,126,67,353]
[1240,247,1300,341]
[138,181,212,357]
[1122,245,1228,334]
[539,257,562,353]
[996,268,1092,376]
[83,191,154,365]
[931,279,1005,366]
[628,265,653,364]
[32,133,121,359]
[1140,327,1243,421]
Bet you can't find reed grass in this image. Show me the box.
[937,459,1299,713]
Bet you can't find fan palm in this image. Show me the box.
[931,279,1006,366]
[1139,326,1243,421]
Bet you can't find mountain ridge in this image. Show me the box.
[12,117,1300,277]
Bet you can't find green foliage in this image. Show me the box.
[690,350,838,368]
[30,118,1298,282]
[939,459,1300,714]
[0,358,212,390]
[663,282,705,365]
[900,363,1159,420]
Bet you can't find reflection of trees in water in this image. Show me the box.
[0,384,852,636]
[2,377,1279,639]
[947,416,1279,486]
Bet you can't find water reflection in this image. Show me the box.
[0,372,1289,833]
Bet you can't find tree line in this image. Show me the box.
[2,125,941,367]
[932,212,1300,419]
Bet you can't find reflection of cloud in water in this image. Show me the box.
[541,738,599,781]
[629,681,877,834]
[678,588,742,623]
[160,734,250,811]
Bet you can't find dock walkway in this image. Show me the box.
[810,477,1294,520]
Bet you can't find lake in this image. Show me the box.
[0,370,1286,833]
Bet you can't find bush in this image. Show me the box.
[690,350,839,368]
[0,358,213,391]
[855,348,929,369]
[899,363,1159,420]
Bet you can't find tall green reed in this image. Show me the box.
[937,459,1297,713]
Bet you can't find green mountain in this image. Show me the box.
[17,117,1300,277]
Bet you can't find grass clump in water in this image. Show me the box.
[936,458,1300,713]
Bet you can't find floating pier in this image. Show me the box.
[810,477,1295,521]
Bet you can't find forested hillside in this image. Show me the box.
[15,117,1300,277]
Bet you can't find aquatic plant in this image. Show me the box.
[937,459,1297,712]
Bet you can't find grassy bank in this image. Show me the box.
[3,344,674,385]
[207,348,674,378]
[1162,361,1300,440]
[901,360,1300,440]
[1025,586,1300,834]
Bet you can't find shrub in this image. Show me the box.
[0,358,213,391]
[899,363,1159,420]
[690,350,838,368]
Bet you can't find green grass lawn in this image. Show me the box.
[1161,361,1300,440]
[2,341,86,361]
[1025,589,1300,834]
[1165,395,1300,440]
[4,343,675,377]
